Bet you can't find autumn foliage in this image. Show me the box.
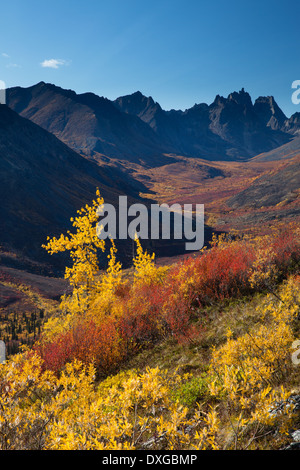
[34,191,300,376]
[1,190,300,450]
[1,276,299,450]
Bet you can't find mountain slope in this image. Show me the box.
[227,155,300,210]
[253,95,288,130]
[115,88,292,160]
[6,82,172,167]
[0,104,146,271]
[7,83,295,165]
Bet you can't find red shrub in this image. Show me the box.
[37,225,300,375]
[36,318,123,376]
[271,228,300,275]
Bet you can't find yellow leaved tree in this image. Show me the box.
[133,236,156,283]
[132,236,169,286]
[42,189,106,315]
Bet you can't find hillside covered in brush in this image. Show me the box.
[0,192,299,451]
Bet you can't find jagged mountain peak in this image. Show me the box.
[211,94,226,106]
[131,90,147,99]
[6,82,295,163]
[227,88,253,107]
[210,88,252,108]
[282,111,300,135]
[253,94,287,129]
[7,82,170,165]
[254,94,284,112]
[114,90,161,116]
[0,104,146,267]
[255,94,278,106]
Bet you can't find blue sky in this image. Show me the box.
[1,0,300,116]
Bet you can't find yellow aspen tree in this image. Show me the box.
[42,189,106,314]
[133,236,156,284]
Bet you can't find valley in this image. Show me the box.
[132,152,300,234]
[2,1,300,452]
[4,82,300,243]
[0,82,299,367]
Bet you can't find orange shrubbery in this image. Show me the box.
[37,318,122,375]
[35,192,300,376]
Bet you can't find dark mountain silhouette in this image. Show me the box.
[0,103,210,273]
[253,95,287,130]
[282,112,300,135]
[114,88,293,160]
[4,82,300,262]
[115,91,229,159]
[6,82,172,168]
[6,83,297,165]
[0,104,148,272]
[250,108,300,162]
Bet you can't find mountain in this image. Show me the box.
[6,82,172,168]
[115,92,230,160]
[115,88,293,160]
[0,103,207,273]
[0,103,147,272]
[250,135,300,162]
[227,154,300,210]
[282,112,300,135]
[252,95,288,130]
[6,83,296,165]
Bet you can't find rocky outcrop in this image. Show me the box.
[7,83,295,164]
